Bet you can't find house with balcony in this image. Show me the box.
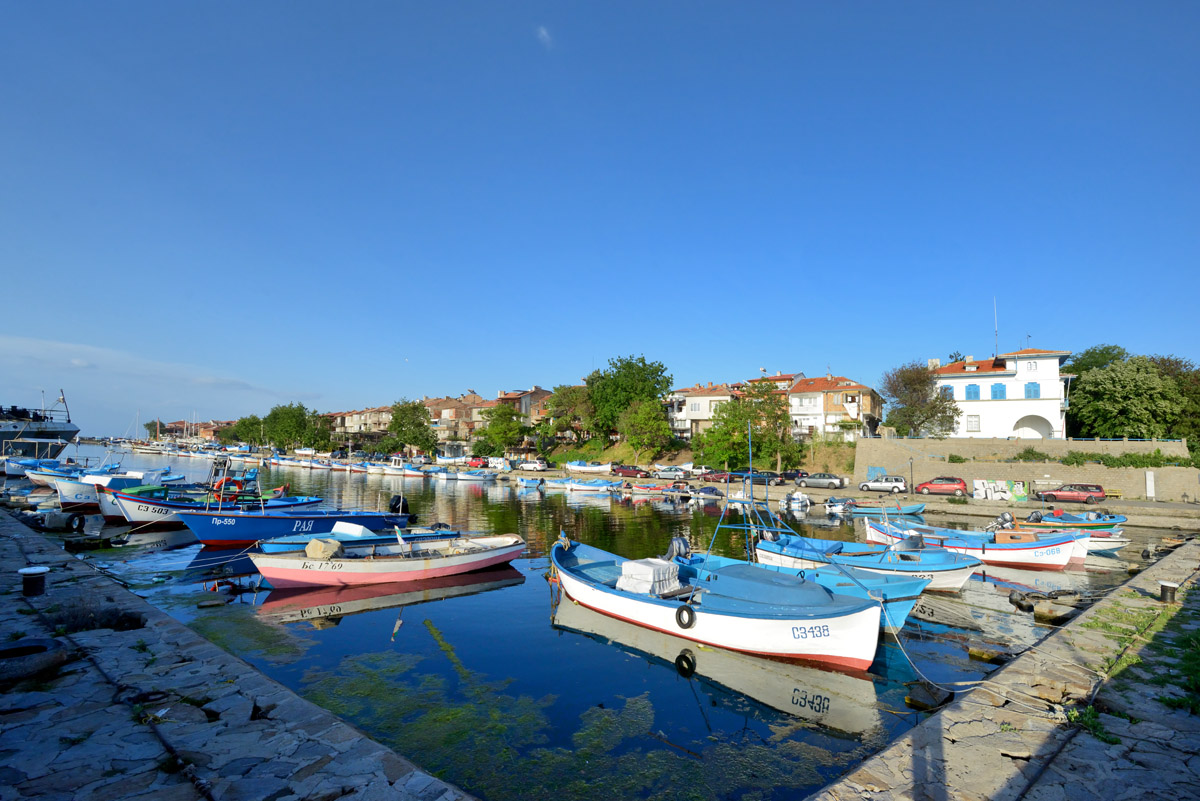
[665,382,739,440]
[494,386,553,424]
[931,348,1071,438]
[788,375,883,439]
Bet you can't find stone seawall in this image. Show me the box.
[855,438,1199,502]
[0,511,478,801]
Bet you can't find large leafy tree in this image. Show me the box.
[545,384,594,442]
[616,400,672,464]
[585,355,673,438]
[143,419,167,440]
[693,398,756,469]
[741,381,803,470]
[880,361,961,438]
[1070,356,1183,438]
[1148,355,1200,446]
[388,399,438,455]
[217,414,264,445]
[1063,344,1128,376]
[263,403,311,449]
[476,404,527,454]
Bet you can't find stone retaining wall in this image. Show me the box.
[855,438,1199,501]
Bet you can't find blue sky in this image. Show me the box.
[3,3,1197,435]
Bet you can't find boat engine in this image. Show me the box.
[1025,511,1043,523]
[662,536,691,561]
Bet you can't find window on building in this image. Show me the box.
[966,415,980,432]
[1027,361,1038,371]
[940,386,954,399]
[965,384,980,400]
[1025,382,1040,399]
[689,402,699,412]
[991,384,1006,400]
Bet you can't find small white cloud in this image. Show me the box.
[69,358,95,369]
[536,25,552,49]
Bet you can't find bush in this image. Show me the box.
[948,454,967,464]
[1013,447,1051,462]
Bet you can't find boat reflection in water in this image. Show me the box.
[551,595,884,737]
[257,565,526,632]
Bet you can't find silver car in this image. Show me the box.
[859,475,908,493]
[796,472,846,489]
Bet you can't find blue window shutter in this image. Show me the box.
[966,384,979,400]
[1025,382,1040,399]
[991,383,1006,400]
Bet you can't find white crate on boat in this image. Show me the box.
[616,558,682,595]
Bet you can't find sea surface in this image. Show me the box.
[41,446,1170,801]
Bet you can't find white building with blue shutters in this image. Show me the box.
[931,348,1071,439]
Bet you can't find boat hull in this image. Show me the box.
[755,543,978,593]
[250,535,525,588]
[865,521,1074,571]
[175,510,411,548]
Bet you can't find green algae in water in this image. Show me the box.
[187,609,311,663]
[300,638,859,801]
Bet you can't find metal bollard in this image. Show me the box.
[18,566,50,597]
[1159,581,1179,604]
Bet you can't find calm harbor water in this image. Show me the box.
[49,447,1167,801]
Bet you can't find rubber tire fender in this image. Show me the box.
[675,604,696,630]
[674,649,697,678]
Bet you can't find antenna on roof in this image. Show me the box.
[1025,333,1031,348]
[993,297,998,357]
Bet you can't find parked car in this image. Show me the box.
[781,470,809,482]
[467,456,489,468]
[915,477,968,497]
[409,455,431,465]
[796,473,847,489]
[518,458,549,471]
[1035,484,1106,504]
[686,464,714,477]
[653,466,689,480]
[700,468,783,485]
[330,450,346,459]
[611,464,651,478]
[859,476,908,494]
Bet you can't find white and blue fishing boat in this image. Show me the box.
[456,470,497,482]
[176,507,412,548]
[755,531,981,592]
[517,477,547,489]
[257,519,469,554]
[865,519,1081,570]
[1019,509,1127,531]
[551,536,882,670]
[824,497,926,517]
[566,478,623,493]
[564,461,613,474]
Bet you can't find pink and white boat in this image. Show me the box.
[249,532,526,588]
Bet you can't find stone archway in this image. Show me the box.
[1013,415,1053,438]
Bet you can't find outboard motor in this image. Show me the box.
[663,536,691,562]
[430,522,450,530]
[1026,511,1043,523]
[387,494,409,514]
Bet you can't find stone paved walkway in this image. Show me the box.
[0,510,477,801]
[810,538,1200,801]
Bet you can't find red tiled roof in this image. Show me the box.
[997,348,1070,358]
[788,376,872,393]
[671,383,737,395]
[933,359,1012,376]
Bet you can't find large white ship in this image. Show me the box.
[1,393,80,461]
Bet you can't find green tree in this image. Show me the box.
[1063,344,1129,376]
[693,397,757,469]
[476,404,527,454]
[1070,356,1183,438]
[880,361,961,438]
[616,400,672,463]
[545,384,594,442]
[1148,354,1200,447]
[388,399,438,456]
[585,355,673,438]
[217,415,263,445]
[947,351,965,364]
[263,403,310,449]
[143,419,167,440]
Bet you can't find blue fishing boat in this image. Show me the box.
[865,519,1082,570]
[755,531,981,592]
[824,497,926,516]
[517,477,547,489]
[174,508,412,548]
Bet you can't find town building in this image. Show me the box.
[931,348,1071,439]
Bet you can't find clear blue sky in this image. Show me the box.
[3,3,1197,435]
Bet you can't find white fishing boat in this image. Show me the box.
[865,520,1076,571]
[564,461,613,474]
[550,536,882,670]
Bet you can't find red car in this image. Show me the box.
[467,456,489,468]
[1035,484,1106,504]
[914,477,968,497]
[611,464,650,478]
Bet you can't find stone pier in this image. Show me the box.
[0,510,477,801]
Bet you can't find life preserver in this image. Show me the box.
[213,478,244,494]
[675,604,696,629]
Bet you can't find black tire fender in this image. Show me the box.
[675,604,696,629]
[674,649,696,678]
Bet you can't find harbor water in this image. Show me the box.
[40,447,1167,801]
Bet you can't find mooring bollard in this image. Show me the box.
[18,566,50,597]
[1159,580,1179,604]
